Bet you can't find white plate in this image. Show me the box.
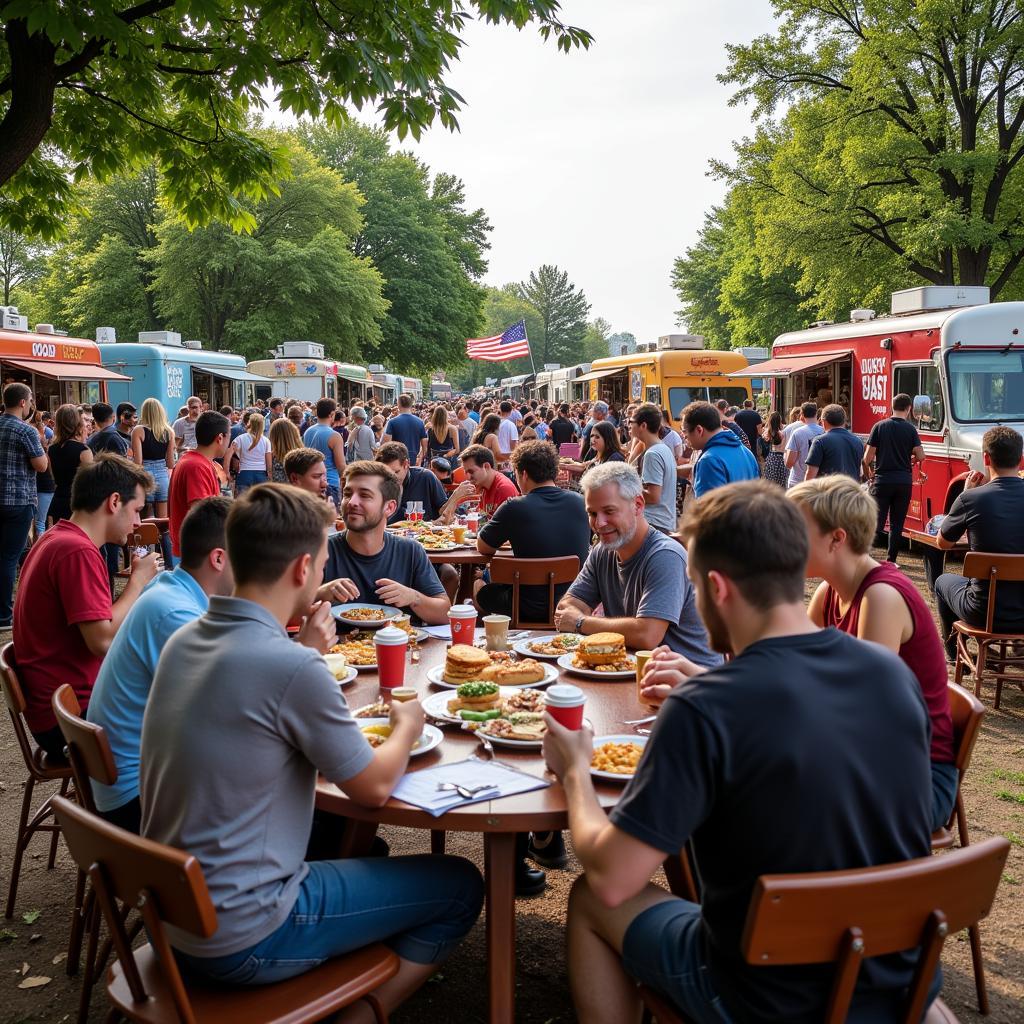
[358,719,443,757]
[332,603,400,628]
[590,734,648,781]
[556,652,636,680]
[328,666,358,687]
[422,687,546,724]
[417,541,459,553]
[425,661,560,690]
[472,714,593,749]
[512,634,583,660]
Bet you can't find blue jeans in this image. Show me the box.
[175,855,483,986]
[0,503,34,622]
[326,482,340,511]
[932,760,959,832]
[35,492,54,535]
[235,470,269,495]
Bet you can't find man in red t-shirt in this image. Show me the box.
[13,454,161,758]
[169,411,230,560]
[455,444,519,517]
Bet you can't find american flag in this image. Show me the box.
[466,319,531,362]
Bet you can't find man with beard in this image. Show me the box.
[285,447,331,501]
[316,460,450,624]
[552,462,719,666]
[543,480,935,1024]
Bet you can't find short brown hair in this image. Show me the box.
[460,443,495,469]
[680,480,808,609]
[681,401,720,433]
[316,397,337,420]
[787,476,875,555]
[345,460,402,506]
[71,453,154,513]
[822,403,846,427]
[632,403,662,433]
[227,483,333,585]
[2,382,30,408]
[510,439,559,484]
[284,446,324,478]
[376,441,410,465]
[983,425,1023,469]
[54,402,82,443]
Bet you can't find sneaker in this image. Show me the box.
[514,859,547,898]
[528,831,568,869]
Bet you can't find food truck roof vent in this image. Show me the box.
[277,340,325,359]
[891,285,990,316]
[0,306,28,331]
[367,364,385,373]
[138,330,183,347]
[96,327,116,343]
[850,308,876,322]
[36,323,55,334]
[657,334,704,350]
[182,339,203,350]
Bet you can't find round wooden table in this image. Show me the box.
[315,633,646,1024]
[425,546,514,603]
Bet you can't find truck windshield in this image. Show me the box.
[947,350,1024,422]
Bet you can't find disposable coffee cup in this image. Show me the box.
[483,614,511,652]
[545,683,586,730]
[374,625,409,689]
[635,650,654,703]
[448,604,477,644]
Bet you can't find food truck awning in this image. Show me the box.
[6,358,132,382]
[730,351,851,378]
[337,367,371,384]
[194,364,274,383]
[573,366,622,384]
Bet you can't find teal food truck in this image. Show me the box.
[100,332,273,418]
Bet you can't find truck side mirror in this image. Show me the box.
[912,394,932,421]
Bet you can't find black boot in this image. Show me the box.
[514,832,546,896]
[528,830,568,869]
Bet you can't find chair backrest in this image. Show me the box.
[962,552,1024,632]
[488,555,581,629]
[947,682,985,776]
[1,642,40,774]
[129,523,162,549]
[559,442,581,460]
[52,795,218,1022]
[52,684,118,815]
[741,837,1010,1024]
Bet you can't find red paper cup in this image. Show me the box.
[448,604,477,644]
[545,683,586,730]
[374,626,408,690]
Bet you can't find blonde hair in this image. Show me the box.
[246,411,266,446]
[787,475,876,555]
[269,417,301,463]
[140,396,171,444]
[431,405,449,438]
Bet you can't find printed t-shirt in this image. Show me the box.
[168,451,220,556]
[611,629,932,1022]
[386,466,449,525]
[567,528,720,668]
[383,413,427,461]
[867,416,922,484]
[12,520,112,732]
[478,471,519,517]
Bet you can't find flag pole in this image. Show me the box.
[522,319,538,377]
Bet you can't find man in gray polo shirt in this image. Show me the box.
[553,462,719,668]
[140,484,482,1003]
[630,402,677,534]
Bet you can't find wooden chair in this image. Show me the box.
[118,522,163,577]
[0,642,72,919]
[952,552,1024,709]
[639,837,1010,1024]
[51,795,401,1024]
[487,555,580,630]
[53,684,123,1024]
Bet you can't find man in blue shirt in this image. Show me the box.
[86,497,233,832]
[805,404,864,482]
[681,401,759,499]
[382,393,428,465]
[302,398,347,509]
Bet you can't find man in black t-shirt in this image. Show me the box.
[862,393,925,563]
[542,481,934,1024]
[805,403,864,481]
[733,399,763,453]
[549,404,578,448]
[929,426,1024,658]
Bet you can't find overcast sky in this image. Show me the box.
[273,2,780,348]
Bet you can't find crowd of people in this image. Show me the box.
[0,376,1019,1021]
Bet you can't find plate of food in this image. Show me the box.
[514,633,583,660]
[358,719,443,757]
[332,603,400,628]
[556,633,636,679]
[322,653,358,686]
[328,637,379,670]
[422,683,546,724]
[590,734,648,781]
[352,700,392,719]
[474,712,548,747]
[417,535,460,552]
[425,645,558,689]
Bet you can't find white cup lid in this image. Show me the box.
[449,605,477,618]
[545,683,585,707]
[373,625,409,645]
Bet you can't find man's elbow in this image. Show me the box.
[586,869,637,910]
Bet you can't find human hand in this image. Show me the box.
[964,470,986,490]
[316,578,360,605]
[131,551,162,585]
[451,481,476,501]
[388,697,425,742]
[542,714,595,780]
[375,578,417,608]
[297,600,336,654]
[554,604,583,633]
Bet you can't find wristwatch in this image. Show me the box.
[574,613,586,633]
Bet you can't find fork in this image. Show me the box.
[436,781,495,799]
[470,731,496,762]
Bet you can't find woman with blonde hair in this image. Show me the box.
[131,397,175,518]
[48,403,93,523]
[269,417,302,482]
[227,411,271,494]
[426,404,459,464]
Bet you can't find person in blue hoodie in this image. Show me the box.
[682,401,760,498]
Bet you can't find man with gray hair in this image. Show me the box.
[581,400,609,460]
[346,406,376,461]
[553,462,719,666]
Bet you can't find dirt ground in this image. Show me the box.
[0,546,1022,1023]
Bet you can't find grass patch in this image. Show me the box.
[989,768,1024,786]
[1006,831,1024,848]
[998,790,1024,805]
[1003,873,1021,885]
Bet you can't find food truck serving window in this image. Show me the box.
[947,350,1024,422]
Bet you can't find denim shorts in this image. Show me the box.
[143,460,169,503]
[622,899,733,1024]
[175,854,483,986]
[235,469,269,495]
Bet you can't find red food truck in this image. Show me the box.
[733,286,1024,531]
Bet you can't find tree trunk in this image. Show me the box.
[0,22,57,189]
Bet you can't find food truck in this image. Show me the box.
[0,311,131,409]
[247,342,377,406]
[581,336,752,419]
[100,332,272,419]
[739,285,1024,529]
[499,373,535,402]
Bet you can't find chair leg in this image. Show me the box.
[66,869,87,976]
[976,643,989,706]
[5,775,34,918]
[955,793,970,848]
[968,922,989,1015]
[430,830,446,855]
[48,777,69,869]
[364,993,389,1024]
[77,891,102,1024]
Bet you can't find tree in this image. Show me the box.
[0,2,591,237]
[581,317,612,363]
[302,121,490,374]
[516,264,590,366]
[0,226,47,305]
[721,0,1024,298]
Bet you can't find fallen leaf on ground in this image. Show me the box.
[18,975,51,989]
[28,933,41,942]
[21,910,40,924]
[20,962,29,974]
[51,953,66,965]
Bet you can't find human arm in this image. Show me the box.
[130,426,145,466]
[375,578,451,623]
[803,436,824,480]
[913,445,926,473]
[418,436,428,466]
[936,489,972,549]
[329,431,346,475]
[638,645,709,706]
[79,445,94,467]
[264,445,273,474]
[315,577,361,605]
[861,443,876,480]
[339,699,425,807]
[803,464,819,480]
[77,552,161,657]
[806,579,829,627]
[476,501,512,556]
[857,583,913,652]
[222,438,238,475]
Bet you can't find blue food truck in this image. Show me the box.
[100,332,273,419]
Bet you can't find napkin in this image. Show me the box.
[420,624,487,641]
[391,758,551,817]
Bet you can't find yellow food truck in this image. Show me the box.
[579,336,752,421]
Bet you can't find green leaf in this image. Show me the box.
[21,910,40,924]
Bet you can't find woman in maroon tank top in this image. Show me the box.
[788,476,957,832]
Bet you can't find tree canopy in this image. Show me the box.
[516,263,590,366]
[0,1,590,238]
